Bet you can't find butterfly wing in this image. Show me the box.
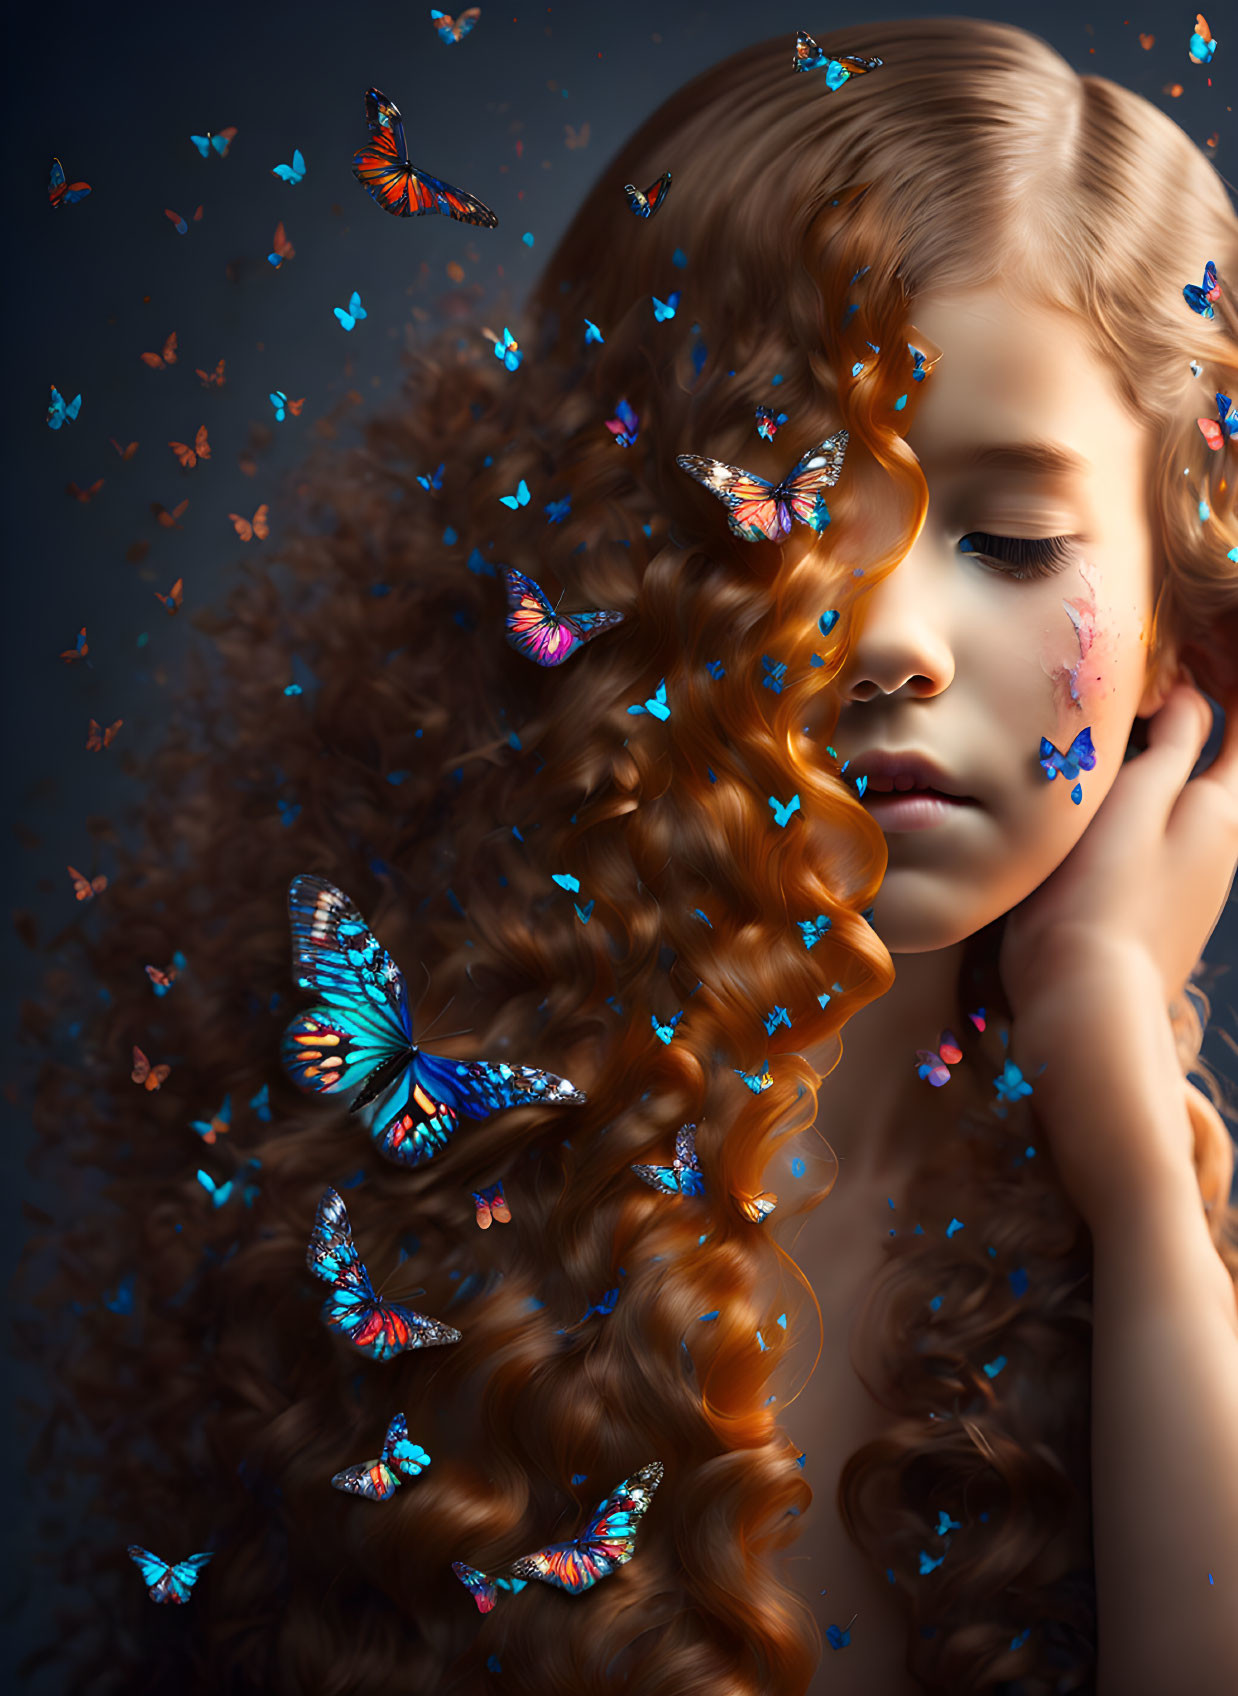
[352,88,497,226]
[671,1122,706,1196]
[282,875,414,1107]
[508,1461,664,1594]
[675,455,785,542]
[451,1560,529,1613]
[416,1048,585,1124]
[331,1453,401,1500]
[501,567,564,662]
[776,432,850,531]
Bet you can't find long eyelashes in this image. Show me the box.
[958,531,1080,581]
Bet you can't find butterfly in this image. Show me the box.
[86,718,123,750]
[1198,391,1238,451]
[825,1612,860,1651]
[492,325,521,371]
[499,477,531,510]
[307,1185,463,1357]
[146,952,186,996]
[452,1461,664,1611]
[269,391,305,422]
[738,1192,778,1223]
[152,499,189,529]
[169,426,210,469]
[797,914,831,949]
[229,505,270,541]
[733,1065,773,1095]
[68,864,107,901]
[626,678,670,720]
[131,1046,171,1091]
[793,31,885,89]
[624,171,672,219]
[676,431,850,543]
[351,87,498,226]
[140,332,178,369]
[651,1010,684,1046]
[1188,14,1216,64]
[332,1412,432,1500]
[431,6,480,41]
[47,385,82,429]
[190,128,236,158]
[271,148,307,185]
[155,578,184,613]
[250,1083,272,1122]
[127,1546,212,1604]
[66,479,104,504]
[48,156,91,208]
[196,1169,235,1207]
[268,222,296,267]
[584,318,605,344]
[110,438,139,459]
[473,1181,511,1228]
[768,792,801,828]
[968,1007,987,1033]
[195,358,226,388]
[564,123,590,150]
[333,290,367,331]
[755,407,789,441]
[652,291,680,322]
[501,567,624,667]
[914,1029,963,1088]
[282,875,586,1168]
[60,627,88,663]
[631,1122,706,1198]
[606,397,639,447]
[164,205,204,235]
[1183,259,1221,319]
[1039,725,1096,805]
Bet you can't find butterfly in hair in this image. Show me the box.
[127,1546,212,1603]
[331,1412,431,1500]
[1182,259,1221,319]
[502,567,624,667]
[630,1122,706,1198]
[624,170,671,218]
[1198,391,1237,451]
[307,1185,462,1358]
[793,31,884,89]
[452,1460,664,1611]
[351,87,498,226]
[282,874,586,1167]
[676,432,849,543]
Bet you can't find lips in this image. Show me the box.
[850,748,976,802]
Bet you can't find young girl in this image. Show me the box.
[20,17,1238,1696]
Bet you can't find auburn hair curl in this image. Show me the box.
[17,17,1238,1696]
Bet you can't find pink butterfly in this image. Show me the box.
[914,1029,962,1088]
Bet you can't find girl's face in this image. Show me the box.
[829,283,1177,953]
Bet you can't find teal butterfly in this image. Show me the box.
[128,1546,212,1604]
[652,291,680,322]
[333,291,367,331]
[626,678,669,720]
[768,793,801,827]
[272,148,307,184]
[499,477,531,509]
[47,384,82,429]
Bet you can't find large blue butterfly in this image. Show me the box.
[127,1546,212,1604]
[452,1460,664,1611]
[1039,726,1096,805]
[307,1186,462,1358]
[282,875,585,1167]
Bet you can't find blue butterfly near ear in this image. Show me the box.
[307,1185,462,1357]
[1039,726,1096,805]
[631,1122,706,1198]
[281,874,586,1167]
[127,1546,212,1603]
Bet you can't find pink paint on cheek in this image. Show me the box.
[1041,559,1111,712]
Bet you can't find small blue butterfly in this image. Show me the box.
[493,326,522,371]
[128,1546,212,1603]
[269,391,302,423]
[551,872,580,892]
[1188,18,1217,65]
[918,1549,943,1576]
[499,477,531,510]
[1038,726,1096,805]
[190,130,235,158]
[651,1009,684,1045]
[584,318,604,344]
[190,1094,232,1142]
[626,678,670,720]
[1183,259,1220,319]
[652,291,680,322]
[755,407,789,441]
[196,1169,235,1207]
[825,1613,858,1650]
[733,1065,773,1095]
[47,384,82,429]
[907,343,932,381]
[574,900,595,924]
[798,914,831,949]
[333,290,367,331]
[768,792,801,828]
[249,1083,272,1122]
[272,148,307,184]
[417,463,445,494]
[544,496,571,523]
[993,1059,1034,1106]
[631,1122,706,1198]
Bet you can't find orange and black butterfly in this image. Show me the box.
[151,498,189,529]
[60,627,88,663]
[110,438,139,460]
[169,426,210,469]
[195,358,226,389]
[793,31,884,88]
[676,431,851,543]
[155,578,184,614]
[131,1045,171,1091]
[68,864,108,902]
[66,478,104,503]
[86,718,123,751]
[350,87,498,227]
[141,332,178,370]
[229,504,269,541]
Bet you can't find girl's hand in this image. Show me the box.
[998,674,1238,1025]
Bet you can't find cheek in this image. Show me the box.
[1038,558,1125,716]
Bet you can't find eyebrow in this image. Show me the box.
[932,440,1090,478]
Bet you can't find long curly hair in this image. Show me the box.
[16,18,1238,1696]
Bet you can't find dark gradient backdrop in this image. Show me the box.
[4,1,1235,1688]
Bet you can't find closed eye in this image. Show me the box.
[958,531,1081,581]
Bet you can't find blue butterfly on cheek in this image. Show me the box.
[1038,726,1096,805]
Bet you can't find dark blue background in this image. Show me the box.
[4,2,1235,1687]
